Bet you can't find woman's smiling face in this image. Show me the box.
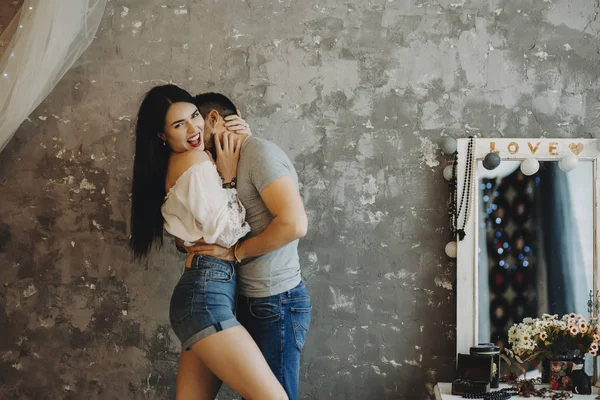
[162,102,205,153]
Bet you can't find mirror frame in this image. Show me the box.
[455,138,600,379]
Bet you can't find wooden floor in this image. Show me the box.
[0,0,23,36]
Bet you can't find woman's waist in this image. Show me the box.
[186,254,235,271]
[176,255,236,287]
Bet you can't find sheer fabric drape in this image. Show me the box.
[0,0,106,152]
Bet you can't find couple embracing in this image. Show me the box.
[130,85,311,400]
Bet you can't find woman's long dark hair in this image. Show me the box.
[130,84,194,258]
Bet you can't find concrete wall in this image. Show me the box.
[0,1,23,36]
[1,0,599,398]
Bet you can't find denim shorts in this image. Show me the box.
[169,255,240,350]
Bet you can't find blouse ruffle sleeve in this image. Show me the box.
[167,162,250,248]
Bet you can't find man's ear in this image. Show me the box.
[207,110,220,127]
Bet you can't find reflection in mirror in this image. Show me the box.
[477,160,594,372]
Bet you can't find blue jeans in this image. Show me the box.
[236,281,312,400]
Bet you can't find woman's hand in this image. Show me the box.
[214,131,242,183]
[224,109,252,136]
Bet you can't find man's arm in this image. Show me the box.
[237,175,307,259]
[184,175,307,261]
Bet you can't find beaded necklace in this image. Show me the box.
[449,136,476,241]
[461,387,516,399]
[462,386,574,400]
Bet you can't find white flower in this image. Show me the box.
[570,326,580,335]
[559,321,567,330]
[539,332,548,341]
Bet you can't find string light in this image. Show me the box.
[2,6,34,84]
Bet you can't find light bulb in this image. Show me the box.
[520,158,540,176]
[559,154,578,172]
[445,242,457,258]
[443,165,454,181]
[440,137,457,155]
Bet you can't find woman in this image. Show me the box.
[130,84,287,400]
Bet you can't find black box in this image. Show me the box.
[451,379,491,395]
[451,353,493,395]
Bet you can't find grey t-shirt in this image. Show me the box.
[236,137,302,297]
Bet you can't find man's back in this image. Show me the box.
[236,137,302,297]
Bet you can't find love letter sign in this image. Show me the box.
[488,141,585,156]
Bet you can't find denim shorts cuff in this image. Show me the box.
[182,318,241,351]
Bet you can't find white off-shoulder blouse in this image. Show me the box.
[161,161,251,249]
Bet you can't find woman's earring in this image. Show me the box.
[162,141,166,146]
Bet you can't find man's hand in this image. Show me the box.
[175,237,189,254]
[177,238,236,262]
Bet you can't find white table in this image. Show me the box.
[435,382,599,399]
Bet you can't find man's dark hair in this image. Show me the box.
[193,92,237,119]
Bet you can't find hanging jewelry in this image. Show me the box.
[462,136,476,233]
[450,136,476,241]
[448,151,459,238]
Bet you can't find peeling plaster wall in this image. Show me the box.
[1,0,600,399]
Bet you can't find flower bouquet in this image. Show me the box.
[506,313,599,390]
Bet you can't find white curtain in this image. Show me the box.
[0,0,106,152]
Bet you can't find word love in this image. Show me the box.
[489,141,584,156]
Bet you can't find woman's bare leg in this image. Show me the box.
[176,349,222,400]
[189,325,288,400]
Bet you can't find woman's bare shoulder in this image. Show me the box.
[167,150,211,190]
[173,149,210,168]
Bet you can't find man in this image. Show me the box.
[177,93,311,400]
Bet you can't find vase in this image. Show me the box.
[541,355,575,383]
[571,357,591,395]
[541,359,550,383]
[542,359,574,390]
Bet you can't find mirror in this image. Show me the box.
[476,160,594,374]
[454,138,600,382]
